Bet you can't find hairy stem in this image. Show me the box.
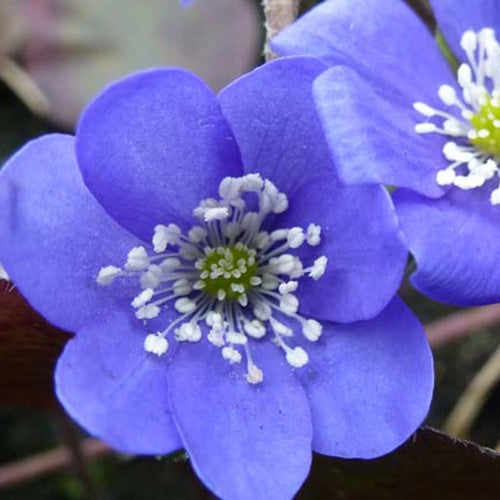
[0,57,49,117]
[443,342,500,438]
[262,0,300,61]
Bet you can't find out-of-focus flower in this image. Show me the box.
[0,58,432,499]
[274,0,500,306]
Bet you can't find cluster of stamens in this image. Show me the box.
[97,173,327,384]
[414,28,500,204]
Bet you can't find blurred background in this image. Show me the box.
[0,0,499,498]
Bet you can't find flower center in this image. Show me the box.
[97,173,327,384]
[198,244,258,301]
[469,98,500,156]
[413,28,500,204]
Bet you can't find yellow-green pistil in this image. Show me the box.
[200,243,258,300]
[470,98,500,156]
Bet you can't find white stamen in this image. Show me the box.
[222,346,242,363]
[244,319,266,338]
[414,28,500,205]
[204,206,230,222]
[306,223,321,246]
[226,331,247,345]
[98,174,328,384]
[97,265,121,285]
[491,188,500,204]
[438,85,457,106]
[140,265,163,289]
[175,297,197,314]
[461,30,477,52]
[144,333,169,356]
[278,280,298,295]
[131,288,154,308]
[175,322,202,342]
[309,256,327,279]
[246,363,264,384]
[253,301,272,321]
[287,227,305,248]
[136,304,160,320]
[270,317,292,337]
[219,176,243,202]
[285,346,309,368]
[279,294,299,315]
[303,319,322,341]
[125,246,149,271]
[241,173,264,191]
[159,258,181,271]
[188,226,208,243]
[153,224,181,253]
[415,123,437,133]
[413,102,436,117]
[436,169,456,186]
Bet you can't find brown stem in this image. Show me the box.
[0,57,49,117]
[0,439,110,491]
[262,0,300,61]
[55,410,97,499]
[425,304,500,348]
[443,342,500,438]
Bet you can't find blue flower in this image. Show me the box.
[0,58,432,499]
[274,0,500,306]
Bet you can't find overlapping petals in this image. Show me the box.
[275,0,500,306]
[0,135,141,332]
[295,298,433,458]
[169,339,312,500]
[220,57,407,322]
[56,311,182,454]
[313,66,451,197]
[0,57,433,499]
[429,0,500,61]
[76,69,243,240]
[272,0,454,105]
[394,187,500,305]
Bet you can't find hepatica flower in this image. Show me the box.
[274,0,500,306]
[0,58,433,499]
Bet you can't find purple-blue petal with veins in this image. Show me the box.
[430,0,500,63]
[0,134,141,332]
[394,186,500,305]
[278,174,407,323]
[168,338,312,500]
[219,56,330,199]
[272,0,452,105]
[313,66,453,197]
[56,310,182,454]
[77,68,243,241]
[296,297,433,458]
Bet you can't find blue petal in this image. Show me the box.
[277,174,407,323]
[219,57,331,198]
[56,310,182,455]
[430,0,500,62]
[297,297,433,458]
[394,186,500,305]
[313,66,455,197]
[76,68,243,241]
[0,134,141,332]
[168,338,312,500]
[272,0,452,104]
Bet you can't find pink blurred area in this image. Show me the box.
[2,0,260,127]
